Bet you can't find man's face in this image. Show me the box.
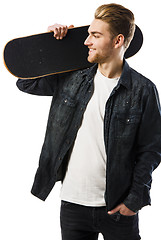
[84,19,115,64]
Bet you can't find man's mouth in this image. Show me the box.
[88,48,95,54]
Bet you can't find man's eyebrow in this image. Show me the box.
[88,30,103,35]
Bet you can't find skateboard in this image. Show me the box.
[3,25,143,79]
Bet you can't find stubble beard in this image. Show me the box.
[87,53,111,64]
[87,47,114,64]
[87,53,103,64]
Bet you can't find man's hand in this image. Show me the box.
[108,203,136,216]
[47,24,74,40]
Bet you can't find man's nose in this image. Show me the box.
[84,35,91,46]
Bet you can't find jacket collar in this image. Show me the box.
[119,59,131,90]
[82,59,131,90]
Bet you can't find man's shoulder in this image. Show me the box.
[129,66,156,89]
[58,64,97,80]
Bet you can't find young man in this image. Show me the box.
[17,4,161,240]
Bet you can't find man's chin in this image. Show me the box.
[87,56,97,64]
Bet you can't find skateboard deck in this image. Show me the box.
[3,25,143,79]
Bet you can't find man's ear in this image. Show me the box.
[114,34,124,48]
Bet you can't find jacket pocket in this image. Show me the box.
[115,112,141,138]
[54,94,77,126]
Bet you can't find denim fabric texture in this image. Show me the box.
[60,200,141,240]
[17,59,161,212]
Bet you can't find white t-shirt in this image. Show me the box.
[60,68,119,206]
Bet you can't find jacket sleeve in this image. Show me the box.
[16,74,59,96]
[123,84,161,212]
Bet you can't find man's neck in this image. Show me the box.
[98,58,123,79]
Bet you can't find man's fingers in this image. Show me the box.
[61,26,68,39]
[108,203,136,216]
[108,204,121,215]
[68,25,74,29]
[47,24,74,40]
[54,26,67,39]
[47,24,71,40]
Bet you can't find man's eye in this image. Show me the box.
[94,35,100,38]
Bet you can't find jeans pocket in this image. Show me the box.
[110,212,121,222]
[119,212,136,218]
[110,211,136,222]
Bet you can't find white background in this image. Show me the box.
[0,0,161,239]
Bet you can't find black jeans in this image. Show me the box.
[60,201,141,240]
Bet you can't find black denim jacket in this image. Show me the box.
[17,60,161,212]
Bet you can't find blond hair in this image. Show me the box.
[95,3,135,49]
